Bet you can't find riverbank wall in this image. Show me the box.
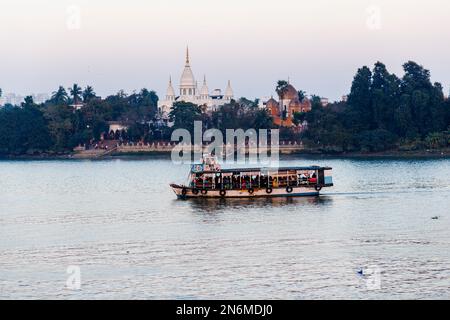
[71,141,306,159]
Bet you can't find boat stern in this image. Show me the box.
[324,169,333,186]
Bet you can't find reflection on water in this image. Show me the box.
[0,157,449,299]
[187,196,332,213]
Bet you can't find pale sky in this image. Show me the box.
[1,0,450,101]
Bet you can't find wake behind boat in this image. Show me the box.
[170,155,333,199]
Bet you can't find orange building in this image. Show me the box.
[266,84,312,127]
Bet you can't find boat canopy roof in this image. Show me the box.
[192,166,332,174]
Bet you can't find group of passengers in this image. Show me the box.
[191,172,318,190]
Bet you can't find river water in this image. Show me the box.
[0,156,449,299]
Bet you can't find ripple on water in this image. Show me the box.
[0,157,449,299]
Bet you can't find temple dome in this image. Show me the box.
[180,66,195,88]
[180,47,196,88]
[280,84,298,100]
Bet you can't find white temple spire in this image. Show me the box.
[166,75,175,100]
[186,46,190,66]
[200,75,209,99]
[158,48,236,115]
[225,80,234,100]
[180,46,196,97]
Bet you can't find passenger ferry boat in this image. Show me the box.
[170,155,333,199]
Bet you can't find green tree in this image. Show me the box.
[347,66,373,131]
[310,95,323,110]
[371,62,400,131]
[298,90,306,102]
[82,86,96,102]
[425,132,447,149]
[398,61,446,137]
[303,106,354,152]
[357,129,396,152]
[138,88,159,108]
[50,86,69,105]
[22,96,36,109]
[43,104,75,151]
[211,101,242,131]
[169,101,202,135]
[69,84,82,105]
[252,109,274,130]
[238,97,259,109]
[275,80,289,97]
[292,111,306,125]
[0,106,51,155]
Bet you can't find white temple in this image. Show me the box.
[158,47,234,118]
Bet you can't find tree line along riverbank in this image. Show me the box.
[0,60,449,157]
[2,145,449,160]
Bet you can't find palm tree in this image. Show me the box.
[69,84,82,105]
[275,80,289,98]
[298,90,306,102]
[51,86,69,105]
[82,86,96,102]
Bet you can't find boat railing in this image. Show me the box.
[188,177,326,191]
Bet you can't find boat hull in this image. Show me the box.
[170,184,321,199]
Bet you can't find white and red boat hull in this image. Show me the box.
[170,184,321,199]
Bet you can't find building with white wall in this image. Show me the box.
[0,93,49,106]
[157,48,234,118]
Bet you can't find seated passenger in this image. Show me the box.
[273,177,279,188]
[291,175,297,186]
[261,176,267,188]
[308,176,317,184]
